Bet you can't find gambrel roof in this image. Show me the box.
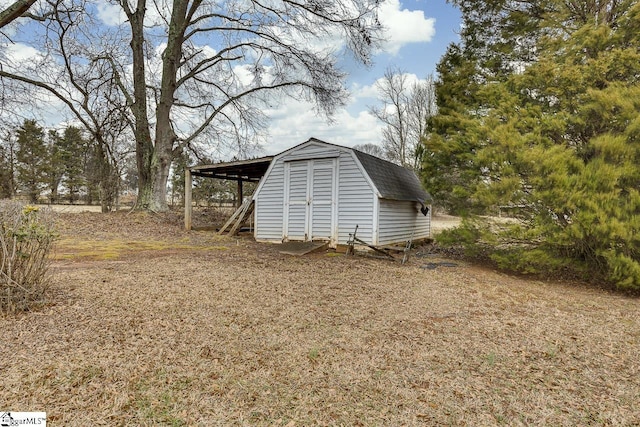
[277,137,432,206]
[353,149,432,204]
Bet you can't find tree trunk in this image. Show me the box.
[126,1,162,211]
[129,0,188,212]
[135,149,166,211]
[136,148,171,212]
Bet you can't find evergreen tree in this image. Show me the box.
[424,0,549,212]
[84,143,118,212]
[423,43,487,212]
[46,130,65,203]
[59,126,88,203]
[84,146,100,206]
[0,139,15,198]
[15,120,48,203]
[122,156,139,195]
[170,148,189,207]
[428,0,640,289]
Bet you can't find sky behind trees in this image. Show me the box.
[263,0,462,154]
[0,0,461,156]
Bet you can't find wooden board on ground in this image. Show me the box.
[278,241,329,256]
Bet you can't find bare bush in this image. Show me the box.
[0,200,56,313]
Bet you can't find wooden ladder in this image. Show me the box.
[218,199,255,236]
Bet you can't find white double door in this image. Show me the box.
[284,159,336,242]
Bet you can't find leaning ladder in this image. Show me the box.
[218,199,255,236]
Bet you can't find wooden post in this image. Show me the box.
[237,179,243,208]
[184,168,192,230]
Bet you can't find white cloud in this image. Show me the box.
[200,45,217,58]
[95,1,166,27]
[233,65,255,87]
[378,0,436,55]
[96,3,127,26]
[261,71,436,155]
[264,98,383,155]
[5,42,39,62]
[355,72,429,102]
[350,82,379,100]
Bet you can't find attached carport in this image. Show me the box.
[184,156,273,230]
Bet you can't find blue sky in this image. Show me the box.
[356,0,461,78]
[1,0,462,158]
[263,0,462,155]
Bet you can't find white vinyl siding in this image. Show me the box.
[337,153,375,245]
[272,156,337,243]
[377,199,431,246]
[254,162,285,241]
[281,142,340,161]
[255,139,430,248]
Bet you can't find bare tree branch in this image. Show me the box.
[369,67,436,171]
[0,0,37,28]
[1,0,382,211]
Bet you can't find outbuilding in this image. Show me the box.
[252,138,431,248]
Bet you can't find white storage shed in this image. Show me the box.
[253,138,431,247]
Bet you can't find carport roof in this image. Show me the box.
[189,156,273,182]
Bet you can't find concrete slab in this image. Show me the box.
[278,241,329,256]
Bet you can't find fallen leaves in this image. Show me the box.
[0,210,638,425]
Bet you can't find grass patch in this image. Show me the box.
[324,252,343,257]
[53,238,228,260]
[307,347,321,363]
[133,371,189,426]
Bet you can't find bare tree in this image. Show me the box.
[1,0,382,212]
[407,74,437,169]
[353,143,385,159]
[1,2,141,211]
[369,67,436,170]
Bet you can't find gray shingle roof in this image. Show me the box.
[353,150,432,204]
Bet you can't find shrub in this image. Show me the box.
[435,218,493,260]
[436,215,640,290]
[0,201,57,313]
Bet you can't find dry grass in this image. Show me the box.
[0,211,639,426]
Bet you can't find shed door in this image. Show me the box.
[284,159,336,242]
[285,161,309,241]
[310,159,335,240]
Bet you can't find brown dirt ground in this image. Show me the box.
[1,210,639,426]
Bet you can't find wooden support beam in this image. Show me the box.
[184,168,192,230]
[237,180,243,208]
